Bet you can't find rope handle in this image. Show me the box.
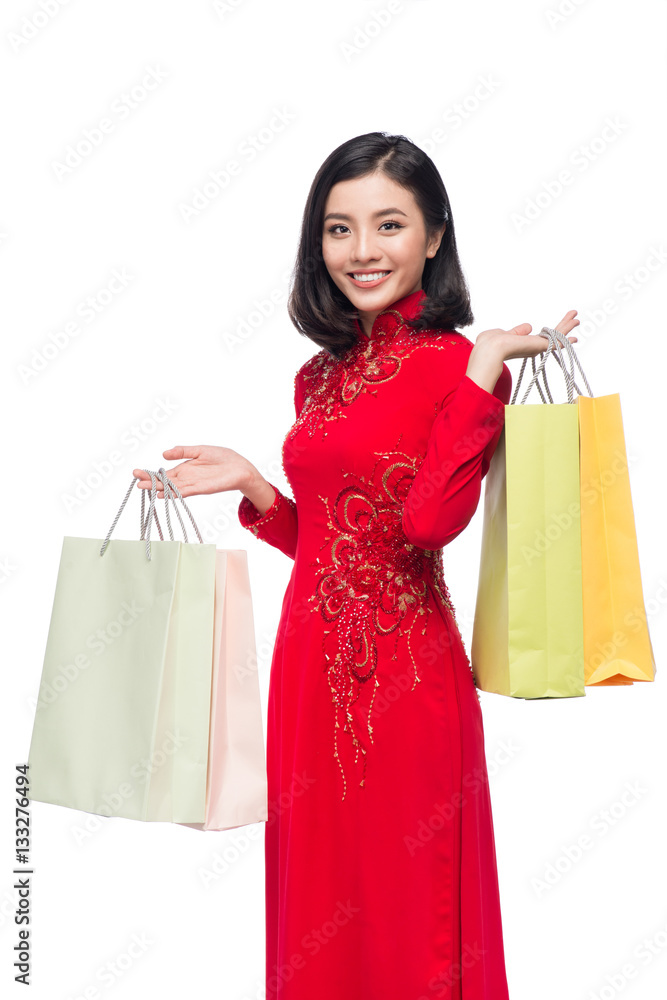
[510,326,594,405]
[100,467,204,561]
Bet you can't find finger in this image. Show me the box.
[163,446,198,459]
[554,312,580,335]
[543,333,579,352]
[131,470,166,494]
[507,323,532,336]
[132,470,153,487]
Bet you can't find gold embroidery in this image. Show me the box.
[240,488,296,539]
[278,306,482,799]
[286,313,472,445]
[307,441,459,801]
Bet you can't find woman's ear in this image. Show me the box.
[426,223,446,257]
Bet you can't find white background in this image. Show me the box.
[3,1,666,997]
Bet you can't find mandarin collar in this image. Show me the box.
[353,288,426,342]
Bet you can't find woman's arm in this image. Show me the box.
[401,310,580,550]
[401,354,511,551]
[237,369,304,560]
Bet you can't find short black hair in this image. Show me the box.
[287,131,474,359]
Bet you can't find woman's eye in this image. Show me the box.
[326,221,404,235]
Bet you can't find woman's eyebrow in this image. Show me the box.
[323,207,409,222]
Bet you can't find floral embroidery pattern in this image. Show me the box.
[307,440,459,801]
[277,302,482,799]
[286,311,472,445]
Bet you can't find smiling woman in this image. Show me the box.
[321,177,445,336]
[132,130,579,999]
[287,132,476,359]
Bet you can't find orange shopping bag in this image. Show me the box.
[577,392,656,686]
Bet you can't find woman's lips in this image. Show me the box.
[347,271,392,289]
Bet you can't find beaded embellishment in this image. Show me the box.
[241,487,296,539]
[277,305,483,800]
[286,312,472,445]
[307,439,460,801]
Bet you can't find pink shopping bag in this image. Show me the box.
[179,549,268,831]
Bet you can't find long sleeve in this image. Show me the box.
[402,365,512,550]
[237,370,304,560]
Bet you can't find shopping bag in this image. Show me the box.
[578,393,656,685]
[28,469,217,823]
[472,331,587,698]
[472,329,656,698]
[178,549,268,832]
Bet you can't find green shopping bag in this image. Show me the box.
[471,331,587,698]
[28,469,217,822]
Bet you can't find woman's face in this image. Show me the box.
[321,170,444,337]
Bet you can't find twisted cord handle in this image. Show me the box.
[547,326,594,398]
[510,327,593,405]
[511,329,571,403]
[100,467,204,560]
[140,473,164,543]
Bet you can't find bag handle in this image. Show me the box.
[100,467,204,560]
[512,329,574,404]
[511,327,594,405]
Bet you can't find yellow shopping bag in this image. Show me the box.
[578,393,656,685]
[472,329,656,698]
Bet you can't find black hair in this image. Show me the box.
[287,131,474,359]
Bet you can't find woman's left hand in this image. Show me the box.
[474,309,580,363]
[466,310,580,393]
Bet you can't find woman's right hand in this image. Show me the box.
[132,445,257,499]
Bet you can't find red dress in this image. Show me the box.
[238,288,512,1000]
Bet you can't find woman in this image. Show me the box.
[134,132,579,999]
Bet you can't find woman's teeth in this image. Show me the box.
[351,271,390,282]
